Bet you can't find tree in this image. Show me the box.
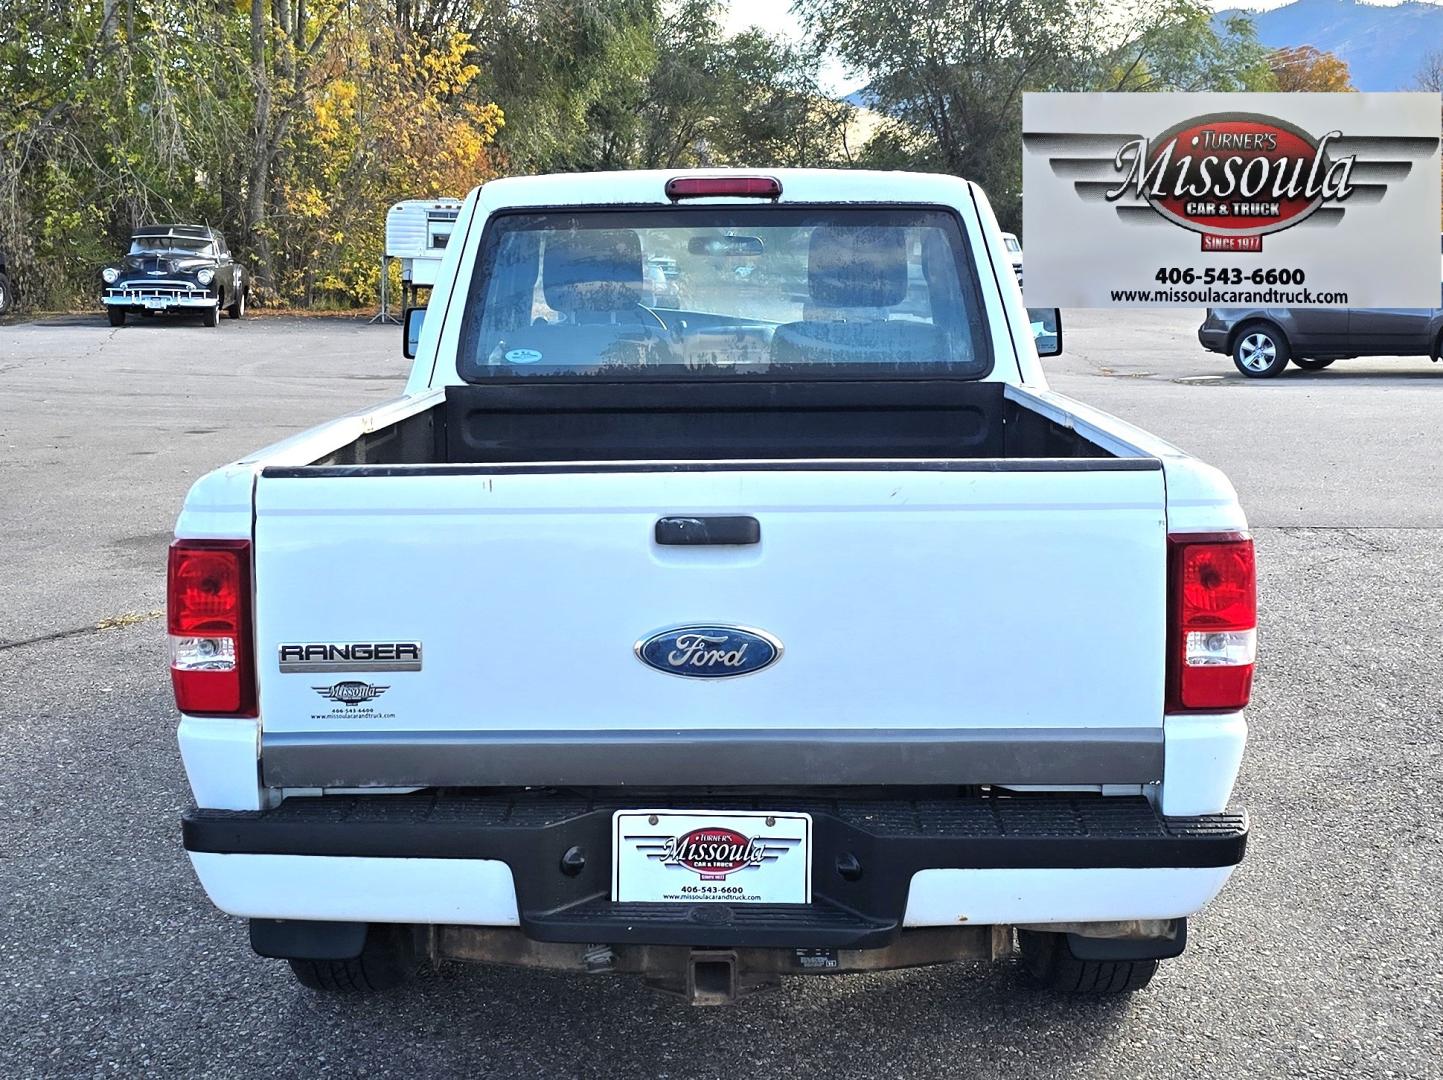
[1269,45,1353,92]
[797,0,1277,230]
[468,0,661,173]
[0,0,847,310]
[0,1,255,305]
[0,0,503,310]
[1416,48,1443,94]
[1098,6,1276,92]
[799,0,1096,229]
[631,3,852,169]
[1413,50,1443,228]
[711,30,854,168]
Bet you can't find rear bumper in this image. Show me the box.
[1197,319,1229,353]
[183,791,1247,949]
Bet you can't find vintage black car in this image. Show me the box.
[101,225,247,327]
[0,248,14,317]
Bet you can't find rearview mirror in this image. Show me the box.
[687,234,765,257]
[403,306,425,359]
[1027,307,1062,357]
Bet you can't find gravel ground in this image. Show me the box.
[1,311,1440,1078]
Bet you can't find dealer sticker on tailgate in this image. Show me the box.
[612,810,812,904]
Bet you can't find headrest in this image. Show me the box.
[543,230,643,311]
[808,226,908,308]
[920,230,964,303]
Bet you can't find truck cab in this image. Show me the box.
[173,169,1251,1003]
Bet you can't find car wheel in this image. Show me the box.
[203,301,220,328]
[1017,930,1159,994]
[107,307,126,327]
[287,924,422,993]
[1232,324,1290,378]
[0,272,13,316]
[227,289,245,320]
[1291,357,1334,371]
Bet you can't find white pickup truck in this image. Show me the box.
[174,169,1252,1003]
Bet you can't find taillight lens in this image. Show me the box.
[167,539,255,716]
[1167,534,1256,712]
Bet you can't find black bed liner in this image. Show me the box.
[311,380,1115,467]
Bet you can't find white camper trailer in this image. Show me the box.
[384,198,462,308]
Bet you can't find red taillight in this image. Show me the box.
[1167,533,1256,712]
[665,176,782,201]
[167,539,255,716]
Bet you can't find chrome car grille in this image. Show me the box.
[105,281,209,301]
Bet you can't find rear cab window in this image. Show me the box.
[457,207,994,381]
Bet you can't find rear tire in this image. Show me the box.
[1017,930,1159,994]
[107,307,126,327]
[1291,356,1334,371]
[1231,323,1290,378]
[227,289,246,320]
[287,923,422,993]
[0,272,13,316]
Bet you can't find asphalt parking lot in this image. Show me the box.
[2,309,1440,1078]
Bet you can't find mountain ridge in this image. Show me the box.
[1216,0,1443,90]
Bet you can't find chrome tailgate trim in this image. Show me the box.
[261,727,1163,788]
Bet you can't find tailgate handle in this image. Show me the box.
[655,516,760,546]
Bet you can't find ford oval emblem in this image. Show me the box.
[635,625,782,679]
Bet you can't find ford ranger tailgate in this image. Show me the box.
[252,461,1166,786]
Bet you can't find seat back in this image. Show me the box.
[771,225,943,366]
[488,229,672,370]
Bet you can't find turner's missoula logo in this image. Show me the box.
[629,825,801,882]
[312,680,389,706]
[1104,114,1358,251]
[662,827,768,878]
[1022,92,1440,308]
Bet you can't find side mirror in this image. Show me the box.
[403,306,425,359]
[1027,307,1062,357]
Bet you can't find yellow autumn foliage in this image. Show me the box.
[271,26,503,306]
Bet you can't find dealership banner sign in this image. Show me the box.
[1022,93,1440,308]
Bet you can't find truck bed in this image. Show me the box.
[309,381,1116,468]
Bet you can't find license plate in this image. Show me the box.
[612,809,811,904]
[144,298,166,309]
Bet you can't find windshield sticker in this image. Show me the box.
[504,348,542,364]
